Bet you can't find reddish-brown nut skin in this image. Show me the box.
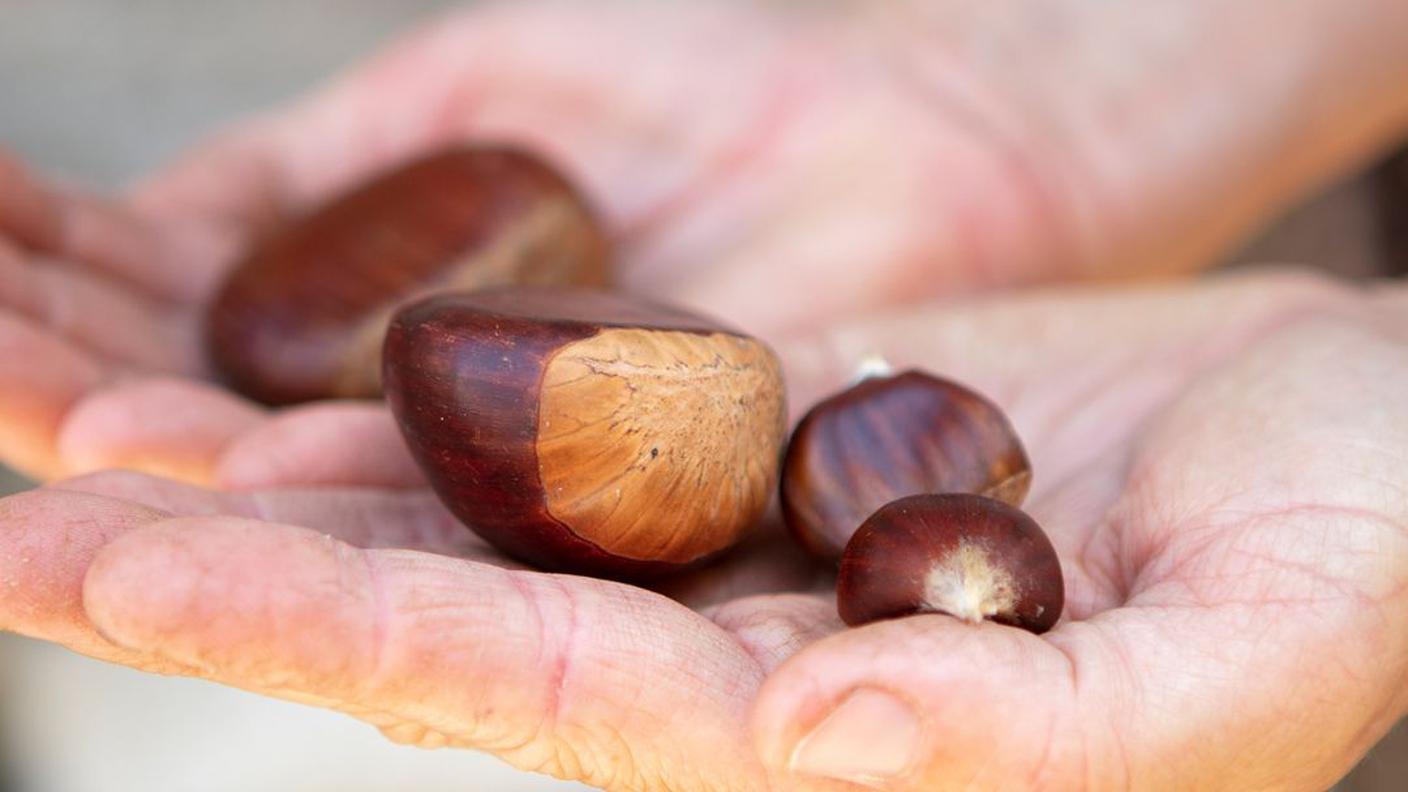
[837,493,1063,633]
[781,370,1031,561]
[206,145,609,405]
[382,286,788,579]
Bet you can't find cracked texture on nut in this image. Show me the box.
[538,328,786,563]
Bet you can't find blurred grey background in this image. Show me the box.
[0,1,1404,791]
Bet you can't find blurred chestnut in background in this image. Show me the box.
[781,367,1030,561]
[837,493,1063,633]
[382,286,787,578]
[206,146,609,405]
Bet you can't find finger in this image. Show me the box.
[0,487,187,673]
[0,238,31,308]
[0,312,108,479]
[215,403,424,490]
[0,149,195,303]
[46,188,186,303]
[0,149,61,250]
[53,469,481,558]
[83,520,766,789]
[55,378,264,486]
[0,247,198,372]
[44,377,419,490]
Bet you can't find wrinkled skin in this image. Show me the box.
[3,272,1407,791]
[1,2,1407,790]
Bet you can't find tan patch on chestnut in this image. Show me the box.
[536,327,785,562]
[922,538,1020,624]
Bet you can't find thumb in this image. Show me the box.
[752,616,1093,790]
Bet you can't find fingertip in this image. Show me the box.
[82,517,339,661]
[0,486,167,641]
[215,402,423,490]
[81,520,184,651]
[0,312,107,479]
[52,468,234,517]
[56,376,264,485]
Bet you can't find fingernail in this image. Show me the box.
[789,688,919,787]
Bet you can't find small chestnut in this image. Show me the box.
[837,493,1064,633]
[382,286,787,578]
[781,366,1031,561]
[206,145,609,405]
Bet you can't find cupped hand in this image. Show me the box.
[3,270,1405,791]
[0,0,1333,483]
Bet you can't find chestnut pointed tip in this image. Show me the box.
[850,354,896,383]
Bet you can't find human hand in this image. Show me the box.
[7,0,1407,484]
[3,270,1404,790]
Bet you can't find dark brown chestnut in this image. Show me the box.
[837,493,1063,633]
[382,286,787,578]
[781,366,1030,561]
[206,145,609,405]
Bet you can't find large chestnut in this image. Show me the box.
[781,368,1030,561]
[382,286,787,578]
[837,493,1064,633]
[207,145,609,405]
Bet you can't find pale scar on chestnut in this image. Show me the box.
[920,539,1020,624]
[837,494,1063,634]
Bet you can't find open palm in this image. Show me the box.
[3,271,1405,790]
[0,0,1309,484]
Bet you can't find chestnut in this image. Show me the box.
[781,366,1030,561]
[382,286,787,578]
[206,145,609,405]
[836,493,1063,633]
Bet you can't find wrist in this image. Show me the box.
[844,0,1408,278]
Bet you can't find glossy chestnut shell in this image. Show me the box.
[782,370,1031,561]
[837,493,1064,633]
[206,145,609,405]
[382,286,787,578]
